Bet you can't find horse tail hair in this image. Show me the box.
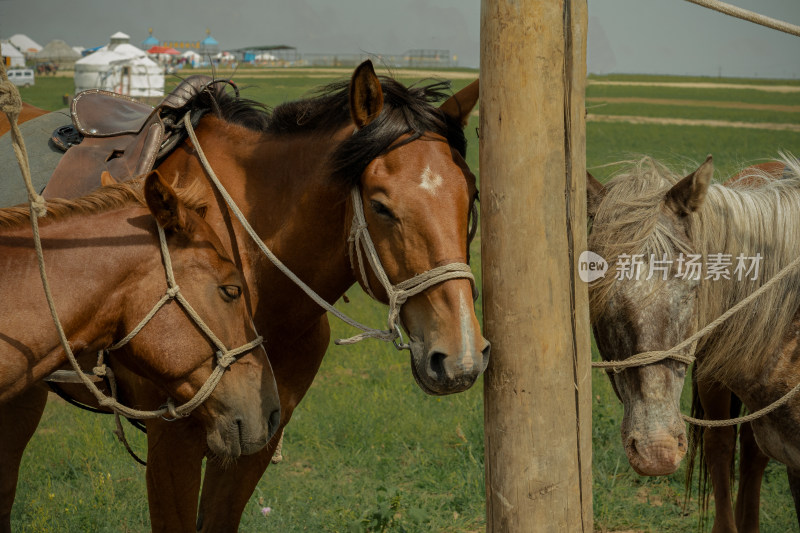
[684,366,710,532]
[729,393,743,493]
[684,364,744,532]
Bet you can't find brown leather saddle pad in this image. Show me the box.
[45,75,228,199]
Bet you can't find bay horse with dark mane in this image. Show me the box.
[0,170,280,489]
[587,155,800,531]
[0,61,487,531]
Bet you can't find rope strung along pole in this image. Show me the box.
[685,0,800,38]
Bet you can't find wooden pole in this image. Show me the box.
[480,1,591,531]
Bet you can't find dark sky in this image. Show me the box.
[1,0,798,77]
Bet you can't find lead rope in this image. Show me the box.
[0,68,262,422]
[592,251,800,427]
[182,113,476,349]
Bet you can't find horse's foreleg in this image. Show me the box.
[196,431,282,533]
[734,422,769,533]
[788,468,800,531]
[0,385,48,533]
[144,417,207,533]
[698,380,737,533]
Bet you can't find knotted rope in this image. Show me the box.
[182,113,475,349]
[0,67,261,421]
[592,252,800,427]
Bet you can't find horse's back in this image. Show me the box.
[0,109,70,207]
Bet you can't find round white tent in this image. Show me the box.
[180,50,202,68]
[74,32,164,99]
[36,39,81,68]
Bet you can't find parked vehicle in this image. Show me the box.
[7,68,35,87]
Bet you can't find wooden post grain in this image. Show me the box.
[480,1,592,531]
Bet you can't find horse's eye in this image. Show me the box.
[220,285,242,301]
[370,200,395,219]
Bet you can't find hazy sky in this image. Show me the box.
[1,0,798,78]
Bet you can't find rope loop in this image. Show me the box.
[593,252,800,426]
[0,79,23,118]
[216,351,236,369]
[182,112,478,351]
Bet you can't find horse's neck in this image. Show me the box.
[0,209,155,401]
[189,120,356,341]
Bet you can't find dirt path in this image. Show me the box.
[588,80,800,93]
[587,113,800,132]
[586,96,800,114]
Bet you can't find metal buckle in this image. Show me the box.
[392,323,410,351]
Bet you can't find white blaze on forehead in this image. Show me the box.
[419,165,443,194]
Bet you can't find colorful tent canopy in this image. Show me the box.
[146,46,179,55]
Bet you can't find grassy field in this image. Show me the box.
[7,68,800,532]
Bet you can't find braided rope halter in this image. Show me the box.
[183,113,478,351]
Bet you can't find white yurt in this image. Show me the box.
[8,34,42,59]
[74,32,164,99]
[180,49,202,68]
[1,41,26,67]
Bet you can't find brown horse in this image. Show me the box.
[1,62,487,531]
[0,169,280,459]
[685,161,790,533]
[587,155,800,530]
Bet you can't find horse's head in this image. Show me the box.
[587,157,713,476]
[345,61,489,395]
[123,171,280,459]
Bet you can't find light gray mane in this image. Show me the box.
[590,154,800,385]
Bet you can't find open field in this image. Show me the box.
[6,69,800,532]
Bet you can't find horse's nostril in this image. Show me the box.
[429,351,446,379]
[626,436,638,454]
[481,342,491,362]
[268,409,280,438]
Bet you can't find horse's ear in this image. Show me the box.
[586,171,607,219]
[440,79,479,128]
[349,60,383,129]
[100,171,118,187]
[144,170,188,232]
[665,155,713,216]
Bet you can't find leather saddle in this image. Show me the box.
[46,75,233,198]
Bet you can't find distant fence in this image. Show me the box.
[301,49,457,68]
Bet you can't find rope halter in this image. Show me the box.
[181,112,479,351]
[342,187,476,348]
[60,223,263,421]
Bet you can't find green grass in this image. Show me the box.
[7,71,800,532]
[588,102,799,126]
[587,83,800,107]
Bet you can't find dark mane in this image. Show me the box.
[187,75,468,188]
[265,77,468,187]
[192,80,271,132]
